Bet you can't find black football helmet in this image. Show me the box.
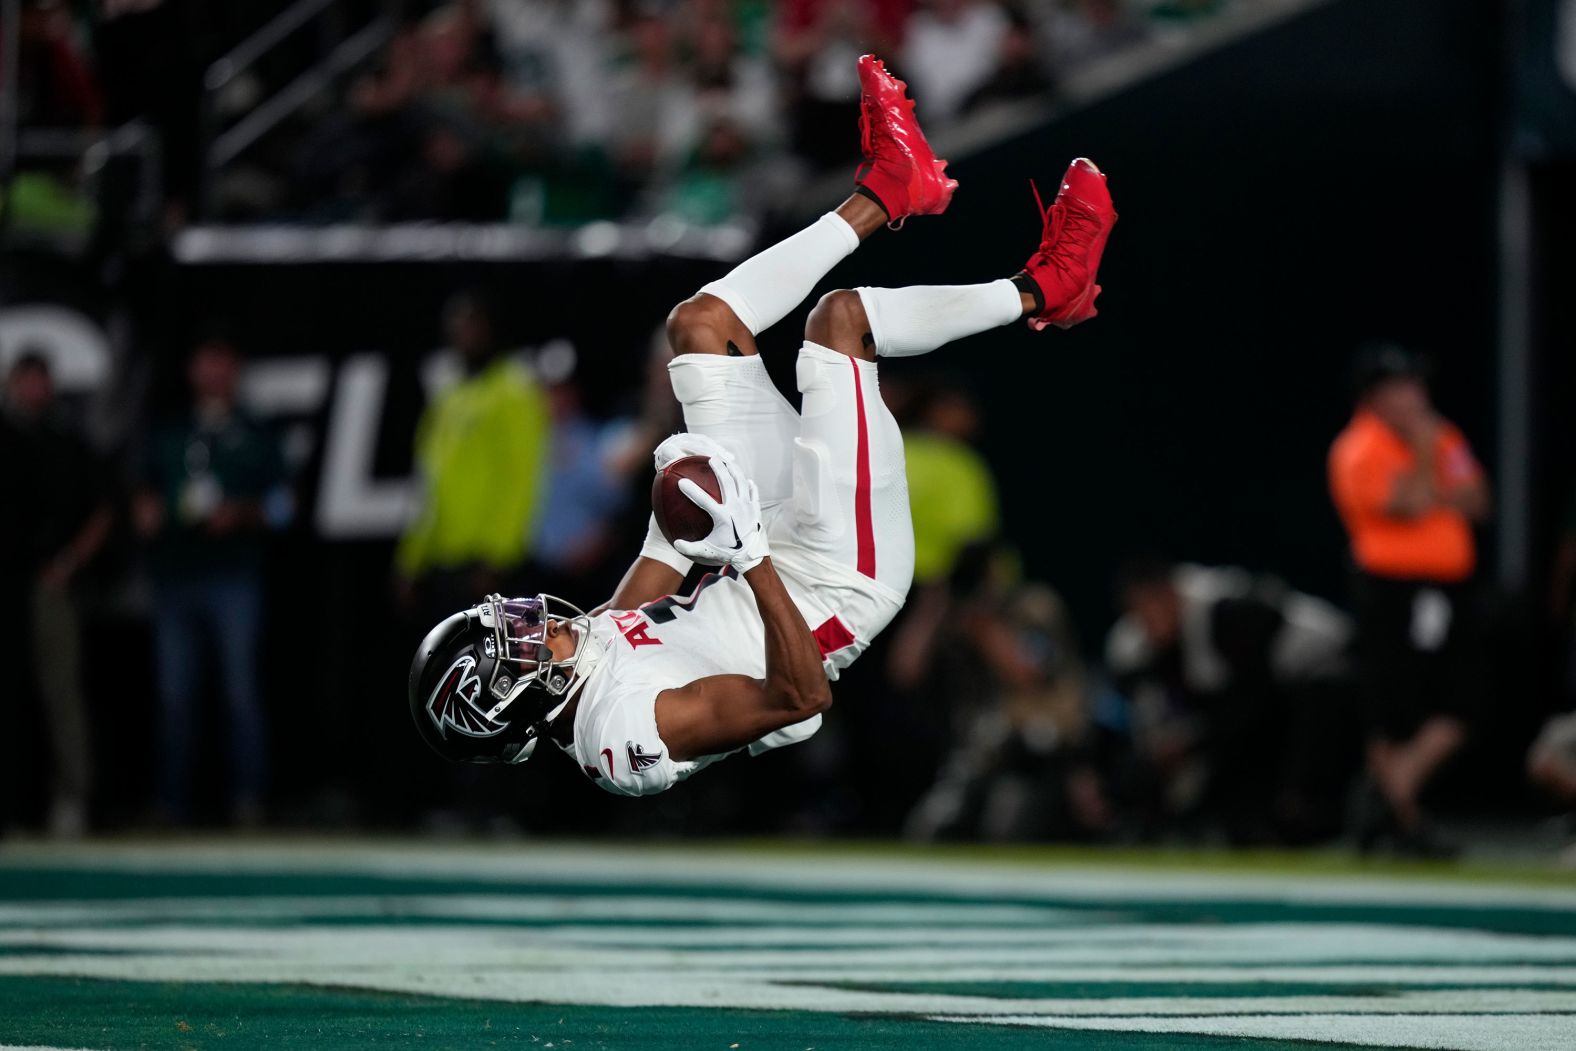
[408,593,592,764]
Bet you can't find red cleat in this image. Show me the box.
[1018,158,1117,331]
[854,54,957,225]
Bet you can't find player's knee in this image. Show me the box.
[666,294,738,357]
[805,289,873,359]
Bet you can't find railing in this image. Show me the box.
[18,124,162,222]
[1,123,162,252]
[198,0,393,218]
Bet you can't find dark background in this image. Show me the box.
[10,0,1572,830]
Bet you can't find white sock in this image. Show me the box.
[855,280,1024,357]
[698,212,860,336]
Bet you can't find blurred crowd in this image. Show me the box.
[6,0,1576,859]
[6,300,1576,860]
[5,0,1231,230]
[226,0,1227,224]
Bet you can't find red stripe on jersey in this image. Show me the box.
[813,615,857,657]
[850,359,876,578]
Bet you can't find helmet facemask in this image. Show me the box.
[476,593,592,763]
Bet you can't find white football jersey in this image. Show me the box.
[564,568,825,797]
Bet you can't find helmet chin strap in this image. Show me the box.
[530,618,606,738]
[557,621,609,705]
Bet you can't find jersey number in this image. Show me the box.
[610,610,662,648]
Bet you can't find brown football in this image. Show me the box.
[652,454,722,544]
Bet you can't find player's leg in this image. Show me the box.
[790,280,1032,599]
[784,155,1117,628]
[665,200,871,360]
[659,55,957,522]
[663,55,955,360]
[806,283,1034,363]
[825,158,1118,358]
[658,197,877,511]
[793,297,917,603]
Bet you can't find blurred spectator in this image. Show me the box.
[135,337,290,826]
[373,5,525,220]
[690,13,779,139]
[1045,0,1150,68]
[963,8,1057,114]
[1552,481,1576,705]
[2,350,112,838]
[292,2,543,222]
[662,117,756,224]
[900,381,1000,585]
[485,0,614,149]
[233,0,1206,224]
[831,375,998,833]
[1329,343,1490,856]
[384,115,513,222]
[777,0,910,168]
[905,577,1111,841]
[1530,482,1576,855]
[653,12,782,220]
[530,349,661,594]
[1147,0,1227,25]
[0,402,22,833]
[12,0,102,129]
[903,0,1011,122]
[1106,559,1355,844]
[604,13,699,196]
[395,292,550,614]
[4,0,102,241]
[1528,713,1576,831]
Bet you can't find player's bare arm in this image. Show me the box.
[647,451,830,760]
[655,559,830,761]
[596,557,684,615]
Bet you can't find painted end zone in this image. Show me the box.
[0,841,1573,1050]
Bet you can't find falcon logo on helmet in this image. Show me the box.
[409,592,595,766]
[425,654,509,739]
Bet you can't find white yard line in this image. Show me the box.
[3,840,1574,909]
[4,839,1574,1050]
[932,1013,1576,1051]
[0,895,1086,927]
[3,920,1575,964]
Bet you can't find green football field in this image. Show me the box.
[0,840,1573,1050]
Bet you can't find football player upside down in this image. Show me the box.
[409,55,1117,796]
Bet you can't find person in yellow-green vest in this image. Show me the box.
[902,382,1000,586]
[396,292,550,617]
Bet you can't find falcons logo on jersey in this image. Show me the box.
[426,654,509,739]
[627,741,664,771]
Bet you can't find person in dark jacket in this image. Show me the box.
[134,337,289,826]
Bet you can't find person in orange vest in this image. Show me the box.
[1328,344,1490,857]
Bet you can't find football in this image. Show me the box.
[652,454,722,544]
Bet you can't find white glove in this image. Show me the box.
[653,431,737,472]
[672,456,769,573]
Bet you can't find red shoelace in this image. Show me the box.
[1025,178,1099,280]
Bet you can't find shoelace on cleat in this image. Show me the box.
[1025,178,1099,307]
